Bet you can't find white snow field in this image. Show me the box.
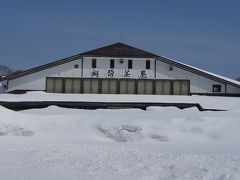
[0,93,240,179]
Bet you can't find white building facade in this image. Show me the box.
[1,43,240,95]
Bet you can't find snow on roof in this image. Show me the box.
[195,67,240,86]
[159,55,240,86]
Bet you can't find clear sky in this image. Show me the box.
[0,0,239,79]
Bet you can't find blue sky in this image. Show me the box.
[0,0,240,78]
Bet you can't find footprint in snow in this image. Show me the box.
[151,134,169,142]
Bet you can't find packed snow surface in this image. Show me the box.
[0,95,240,179]
[1,91,240,110]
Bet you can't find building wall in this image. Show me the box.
[3,56,240,94]
[226,84,240,94]
[155,60,237,94]
[6,59,82,92]
[83,57,155,79]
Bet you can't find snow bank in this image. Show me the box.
[1,91,240,110]
[1,104,240,179]
[0,105,239,154]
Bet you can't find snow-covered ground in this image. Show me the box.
[0,93,240,179]
[1,91,240,110]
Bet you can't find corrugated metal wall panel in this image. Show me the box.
[83,79,91,94]
[155,80,172,95]
[46,78,54,93]
[119,79,136,94]
[101,79,118,94]
[91,79,99,94]
[46,77,64,93]
[46,77,190,95]
[72,79,82,93]
[137,80,153,94]
[65,78,73,93]
[173,80,190,95]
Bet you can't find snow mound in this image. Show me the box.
[1,105,240,151]
[150,134,170,142]
[1,91,240,110]
[146,106,180,112]
[98,125,143,142]
[0,104,240,179]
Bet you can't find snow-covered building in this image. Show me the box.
[1,43,240,95]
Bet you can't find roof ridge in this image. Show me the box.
[80,42,159,58]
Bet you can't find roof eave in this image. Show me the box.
[0,54,83,82]
[156,56,240,88]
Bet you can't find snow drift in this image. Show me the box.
[0,97,240,179]
[1,91,240,110]
[1,105,240,153]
